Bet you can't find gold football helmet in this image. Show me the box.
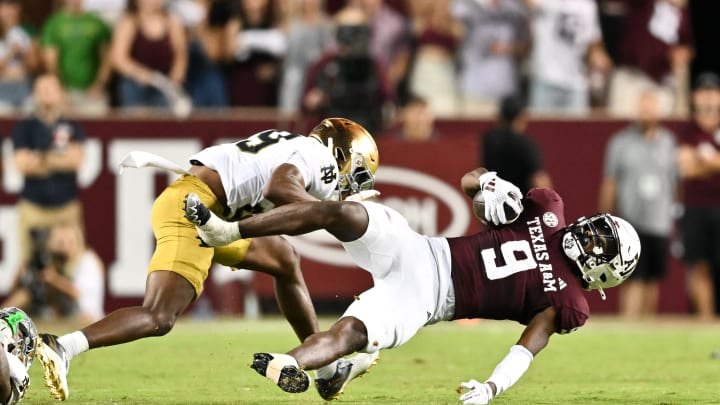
[309,118,379,197]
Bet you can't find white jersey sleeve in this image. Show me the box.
[189,130,339,218]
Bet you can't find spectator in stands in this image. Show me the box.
[451,0,529,117]
[279,0,333,116]
[406,0,461,117]
[41,0,113,116]
[676,72,720,320]
[179,0,236,108]
[482,95,552,195]
[3,223,105,323]
[394,94,437,142]
[10,73,86,266]
[0,0,35,113]
[607,0,692,118]
[112,0,188,108]
[350,0,411,99]
[226,0,286,106]
[526,0,612,116]
[598,90,678,319]
[302,5,392,134]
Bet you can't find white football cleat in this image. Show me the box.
[37,334,70,401]
[315,351,379,401]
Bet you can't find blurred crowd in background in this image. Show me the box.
[1,0,717,132]
[4,0,720,323]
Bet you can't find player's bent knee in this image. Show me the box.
[269,238,302,276]
[148,311,178,336]
[334,316,369,350]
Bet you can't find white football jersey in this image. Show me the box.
[189,130,339,218]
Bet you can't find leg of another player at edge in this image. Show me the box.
[0,344,12,404]
[59,270,196,359]
[288,317,369,370]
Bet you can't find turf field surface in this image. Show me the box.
[21,317,720,404]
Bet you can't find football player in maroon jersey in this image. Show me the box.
[184,168,641,404]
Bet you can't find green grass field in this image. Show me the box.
[19,317,720,404]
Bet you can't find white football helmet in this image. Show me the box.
[562,214,641,300]
[0,307,38,369]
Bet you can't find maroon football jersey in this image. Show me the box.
[448,188,589,334]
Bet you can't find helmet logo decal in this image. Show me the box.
[542,212,558,227]
[6,311,24,335]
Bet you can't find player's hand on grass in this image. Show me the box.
[457,379,493,405]
[478,171,522,225]
[183,193,242,246]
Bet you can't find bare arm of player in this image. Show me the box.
[460,168,489,198]
[236,201,368,243]
[184,194,369,246]
[264,164,320,206]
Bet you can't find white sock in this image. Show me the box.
[315,360,340,380]
[58,331,89,360]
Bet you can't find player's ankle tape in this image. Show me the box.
[266,354,297,384]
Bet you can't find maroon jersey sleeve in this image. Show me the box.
[448,188,589,333]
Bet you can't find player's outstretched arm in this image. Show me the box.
[184,194,369,245]
[457,307,556,405]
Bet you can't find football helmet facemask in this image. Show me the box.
[0,307,38,369]
[309,118,379,198]
[562,214,641,300]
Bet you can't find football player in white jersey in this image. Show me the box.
[36,118,380,401]
[0,308,38,405]
[183,168,641,404]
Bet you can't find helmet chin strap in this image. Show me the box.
[594,285,607,300]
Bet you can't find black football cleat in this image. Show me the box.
[251,353,310,394]
[37,334,70,401]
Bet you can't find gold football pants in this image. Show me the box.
[148,175,251,296]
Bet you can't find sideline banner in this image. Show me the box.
[0,118,688,314]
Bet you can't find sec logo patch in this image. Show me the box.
[543,212,559,227]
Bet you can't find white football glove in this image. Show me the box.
[478,171,522,226]
[458,379,494,405]
[183,193,242,247]
[344,189,381,202]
